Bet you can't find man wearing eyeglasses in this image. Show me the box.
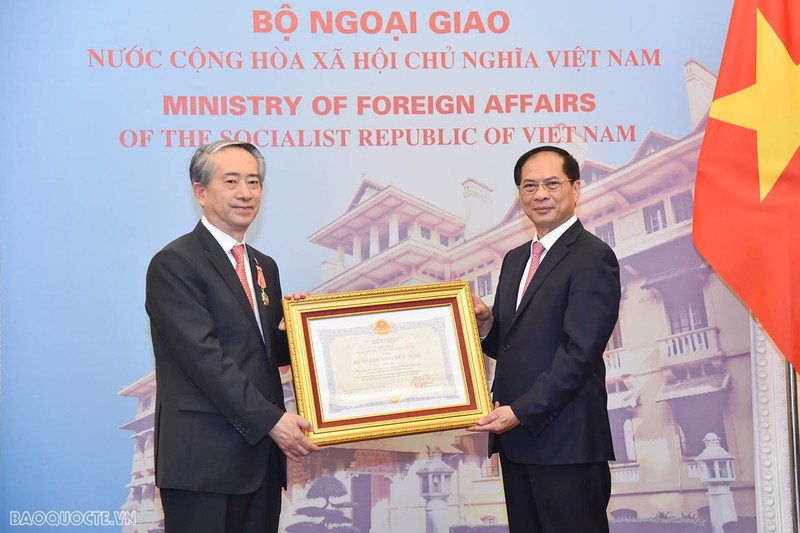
[469,145,621,533]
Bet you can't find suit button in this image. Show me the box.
[504,344,511,351]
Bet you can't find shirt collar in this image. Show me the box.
[201,216,246,254]
[535,215,578,250]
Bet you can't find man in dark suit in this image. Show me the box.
[469,146,621,533]
[146,140,319,533]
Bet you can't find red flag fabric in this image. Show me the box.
[693,0,800,368]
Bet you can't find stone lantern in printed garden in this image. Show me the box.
[416,446,455,533]
[694,432,737,533]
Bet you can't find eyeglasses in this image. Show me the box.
[517,179,571,195]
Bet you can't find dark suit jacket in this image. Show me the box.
[482,220,620,465]
[145,222,289,494]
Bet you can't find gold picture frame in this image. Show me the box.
[282,281,492,445]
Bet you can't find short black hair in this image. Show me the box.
[513,145,580,185]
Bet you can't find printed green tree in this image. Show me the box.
[285,475,360,533]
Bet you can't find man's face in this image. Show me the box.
[517,151,581,238]
[193,147,262,241]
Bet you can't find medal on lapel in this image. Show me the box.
[253,257,269,306]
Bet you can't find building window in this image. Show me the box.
[672,388,728,457]
[671,191,694,223]
[609,411,637,463]
[671,362,716,382]
[440,234,449,246]
[606,321,623,351]
[421,226,431,240]
[643,201,667,233]
[399,224,409,241]
[666,294,708,335]
[665,364,728,458]
[607,381,629,394]
[481,454,500,478]
[595,222,616,247]
[477,272,492,297]
[661,282,710,356]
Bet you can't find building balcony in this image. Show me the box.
[119,411,155,433]
[656,326,722,365]
[130,455,154,477]
[126,473,156,489]
[614,218,693,262]
[315,235,454,292]
[604,347,634,378]
[611,464,640,484]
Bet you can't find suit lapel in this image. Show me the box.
[496,245,530,338]
[193,223,263,338]
[247,248,278,367]
[247,247,273,335]
[512,222,584,323]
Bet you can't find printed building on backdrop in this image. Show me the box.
[119,58,755,532]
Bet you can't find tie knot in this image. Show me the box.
[532,241,545,260]
[231,244,245,264]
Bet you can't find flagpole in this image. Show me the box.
[787,364,800,531]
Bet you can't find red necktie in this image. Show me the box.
[231,244,255,310]
[522,241,545,294]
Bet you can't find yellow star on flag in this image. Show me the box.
[709,7,800,201]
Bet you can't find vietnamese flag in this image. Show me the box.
[693,0,800,368]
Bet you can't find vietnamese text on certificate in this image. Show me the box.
[307,305,469,421]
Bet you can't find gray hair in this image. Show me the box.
[189,140,266,186]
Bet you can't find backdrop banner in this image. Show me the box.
[2,2,762,532]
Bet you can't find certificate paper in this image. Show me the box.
[282,281,491,445]
[312,306,467,420]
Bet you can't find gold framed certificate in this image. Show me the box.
[281,281,491,445]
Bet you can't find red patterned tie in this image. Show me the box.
[522,241,546,294]
[231,244,255,310]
